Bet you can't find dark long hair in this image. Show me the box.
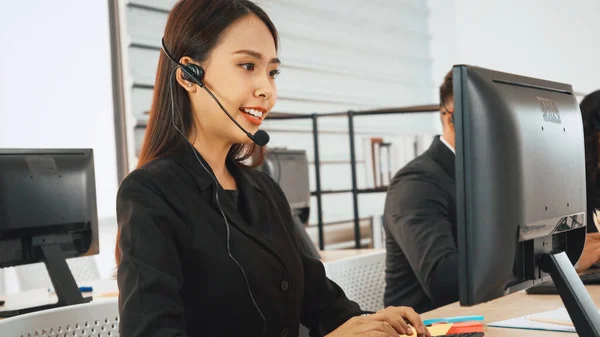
[116,0,279,266]
[581,90,600,226]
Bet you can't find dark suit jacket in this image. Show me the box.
[116,148,364,337]
[383,136,458,313]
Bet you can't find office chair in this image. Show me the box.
[0,297,119,337]
[299,251,387,337]
[323,250,386,312]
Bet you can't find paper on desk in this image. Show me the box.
[527,307,577,326]
[488,307,600,333]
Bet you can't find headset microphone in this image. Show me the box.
[161,38,270,146]
[251,130,270,147]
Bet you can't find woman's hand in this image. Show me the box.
[576,233,600,272]
[325,306,431,337]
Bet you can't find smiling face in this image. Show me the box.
[179,13,280,145]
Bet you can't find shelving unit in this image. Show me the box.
[267,104,439,249]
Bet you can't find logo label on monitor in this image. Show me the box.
[537,97,561,124]
[25,156,59,176]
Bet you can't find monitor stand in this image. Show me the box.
[0,244,92,318]
[539,251,600,336]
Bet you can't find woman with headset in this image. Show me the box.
[115,1,430,337]
[576,90,600,272]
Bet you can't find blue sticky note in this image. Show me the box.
[423,315,484,326]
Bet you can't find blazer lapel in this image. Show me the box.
[428,136,455,179]
[225,160,287,267]
[172,147,287,266]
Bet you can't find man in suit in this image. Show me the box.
[383,70,458,313]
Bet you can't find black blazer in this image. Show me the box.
[116,148,364,337]
[383,136,458,313]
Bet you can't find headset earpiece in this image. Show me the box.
[181,64,205,87]
[161,37,205,87]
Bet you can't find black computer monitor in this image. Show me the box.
[0,149,99,317]
[454,65,600,336]
[259,148,320,258]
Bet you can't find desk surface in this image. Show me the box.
[0,278,119,314]
[319,248,385,262]
[421,285,600,336]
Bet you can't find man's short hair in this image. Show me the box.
[439,70,453,112]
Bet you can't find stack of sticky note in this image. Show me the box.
[400,315,485,336]
[401,322,485,337]
[443,321,485,334]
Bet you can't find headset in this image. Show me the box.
[162,37,267,336]
[441,100,454,125]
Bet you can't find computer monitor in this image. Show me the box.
[259,148,320,258]
[260,148,310,216]
[454,65,600,336]
[0,149,99,317]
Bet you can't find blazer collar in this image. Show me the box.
[427,135,455,179]
[220,160,287,268]
[171,145,264,194]
[172,146,285,267]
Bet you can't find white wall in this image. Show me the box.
[428,0,600,103]
[256,0,437,233]
[0,0,118,284]
[0,0,117,219]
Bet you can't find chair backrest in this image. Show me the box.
[14,256,101,292]
[323,250,386,312]
[0,298,119,337]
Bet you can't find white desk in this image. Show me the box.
[0,278,118,315]
[320,248,385,262]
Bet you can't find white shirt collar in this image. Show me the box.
[440,135,455,154]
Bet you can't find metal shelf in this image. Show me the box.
[357,187,390,194]
[259,105,438,249]
[310,187,389,196]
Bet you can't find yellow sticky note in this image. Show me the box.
[400,323,452,337]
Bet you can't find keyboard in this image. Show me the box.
[526,268,600,295]
[581,270,600,283]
